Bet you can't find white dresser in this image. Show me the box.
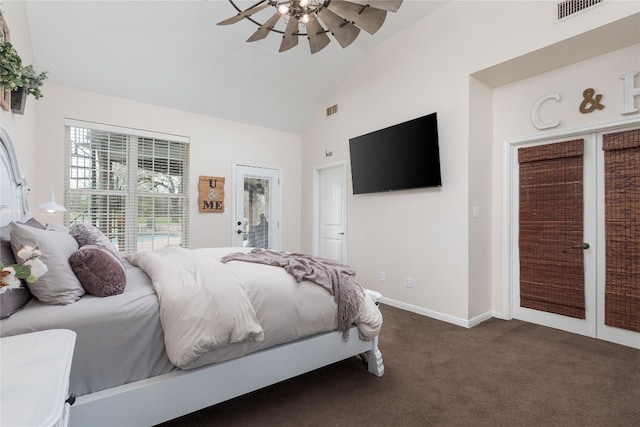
[1,329,77,427]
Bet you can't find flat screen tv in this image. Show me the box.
[349,112,441,195]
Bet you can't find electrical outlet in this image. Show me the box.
[379,272,386,282]
[404,277,414,288]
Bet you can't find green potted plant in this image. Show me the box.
[0,41,48,114]
[0,41,23,91]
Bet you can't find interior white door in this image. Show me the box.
[513,135,597,339]
[316,164,347,263]
[232,164,281,250]
[596,126,640,349]
[510,127,640,349]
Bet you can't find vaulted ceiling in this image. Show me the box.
[24,1,446,133]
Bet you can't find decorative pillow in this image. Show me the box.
[69,222,121,258]
[0,219,44,318]
[69,245,127,297]
[10,222,85,304]
[45,223,70,233]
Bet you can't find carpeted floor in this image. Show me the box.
[157,304,640,427]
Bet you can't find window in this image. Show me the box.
[65,120,190,254]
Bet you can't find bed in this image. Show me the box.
[0,126,384,427]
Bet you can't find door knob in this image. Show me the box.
[571,243,590,249]
[563,242,590,253]
[237,230,243,234]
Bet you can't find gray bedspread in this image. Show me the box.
[0,260,175,396]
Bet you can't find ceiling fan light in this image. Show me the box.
[220,0,403,53]
[278,4,290,15]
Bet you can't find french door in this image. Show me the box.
[509,125,640,349]
[232,164,281,250]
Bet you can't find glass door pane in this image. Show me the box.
[233,164,280,249]
[242,176,270,248]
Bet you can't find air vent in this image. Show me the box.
[557,0,605,20]
[326,104,338,117]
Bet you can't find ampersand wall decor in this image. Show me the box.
[579,88,605,114]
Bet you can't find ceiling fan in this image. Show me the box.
[217,0,404,54]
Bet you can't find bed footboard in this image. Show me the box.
[70,325,383,427]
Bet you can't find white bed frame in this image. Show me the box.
[72,328,383,426]
[0,127,384,427]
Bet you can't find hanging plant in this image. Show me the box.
[0,42,48,97]
[21,64,48,99]
[0,41,48,114]
[0,41,23,91]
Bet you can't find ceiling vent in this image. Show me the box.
[326,104,338,117]
[557,0,605,20]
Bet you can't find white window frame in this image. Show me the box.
[64,119,190,254]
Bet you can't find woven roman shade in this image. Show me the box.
[518,140,585,318]
[603,129,640,332]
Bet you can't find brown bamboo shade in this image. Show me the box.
[603,129,640,332]
[518,140,585,318]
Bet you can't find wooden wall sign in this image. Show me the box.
[198,176,225,212]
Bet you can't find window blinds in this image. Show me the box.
[65,120,190,254]
[603,128,640,332]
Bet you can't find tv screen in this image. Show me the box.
[349,112,441,195]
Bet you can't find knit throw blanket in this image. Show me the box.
[220,248,364,340]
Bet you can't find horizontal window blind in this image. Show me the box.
[65,121,189,254]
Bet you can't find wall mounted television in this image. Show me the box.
[349,112,441,195]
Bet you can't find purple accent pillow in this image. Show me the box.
[69,245,126,297]
[0,218,44,318]
[69,222,121,259]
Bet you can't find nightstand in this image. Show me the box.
[1,329,77,427]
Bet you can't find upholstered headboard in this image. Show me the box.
[0,127,31,227]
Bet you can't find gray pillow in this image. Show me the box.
[45,223,70,233]
[0,218,44,317]
[10,222,85,304]
[69,245,126,297]
[69,222,121,258]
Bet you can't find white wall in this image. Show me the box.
[491,43,640,315]
[300,1,639,324]
[32,83,303,250]
[3,0,638,327]
[0,2,38,196]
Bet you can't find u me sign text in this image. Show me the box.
[531,71,640,130]
[199,176,225,213]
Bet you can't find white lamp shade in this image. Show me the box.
[39,188,67,213]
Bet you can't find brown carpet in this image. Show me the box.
[157,304,640,427]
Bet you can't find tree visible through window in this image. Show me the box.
[65,121,189,254]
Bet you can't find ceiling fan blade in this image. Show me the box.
[247,12,281,42]
[279,17,300,52]
[345,0,403,13]
[318,8,360,48]
[327,0,388,35]
[217,3,270,25]
[306,19,331,54]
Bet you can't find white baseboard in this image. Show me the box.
[379,297,494,329]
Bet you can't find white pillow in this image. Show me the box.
[10,222,85,304]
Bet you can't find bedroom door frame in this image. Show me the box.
[313,162,348,263]
[231,162,281,250]
[503,117,640,349]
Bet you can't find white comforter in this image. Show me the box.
[126,247,382,370]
